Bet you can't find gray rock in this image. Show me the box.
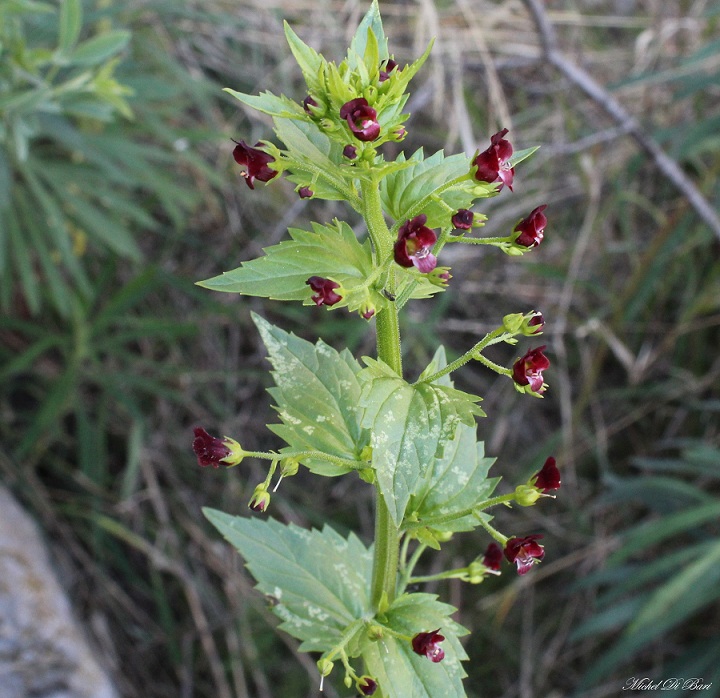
[0,486,118,698]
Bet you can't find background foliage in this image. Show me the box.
[1,1,718,697]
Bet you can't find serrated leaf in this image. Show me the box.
[253,314,370,476]
[197,220,381,314]
[223,88,304,119]
[284,21,325,93]
[362,593,468,698]
[408,424,498,532]
[203,510,372,651]
[70,31,131,66]
[359,356,484,526]
[380,149,495,230]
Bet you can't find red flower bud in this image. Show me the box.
[514,205,547,248]
[306,276,342,306]
[452,209,474,230]
[533,457,561,493]
[482,542,503,571]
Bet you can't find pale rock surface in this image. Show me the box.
[0,486,118,698]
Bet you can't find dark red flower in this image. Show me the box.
[340,98,380,142]
[504,535,545,575]
[379,58,399,82]
[192,427,244,467]
[514,205,547,247]
[394,214,437,273]
[411,629,445,663]
[512,345,550,394]
[232,140,277,190]
[298,186,313,199]
[533,457,561,493]
[343,144,358,160]
[306,276,342,306]
[473,128,514,191]
[357,676,378,695]
[482,542,503,571]
[452,209,474,230]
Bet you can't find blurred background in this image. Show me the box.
[1,0,719,696]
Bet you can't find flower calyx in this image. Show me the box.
[192,427,245,467]
[394,214,438,273]
[503,310,544,336]
[356,676,379,696]
[231,140,278,189]
[248,485,271,514]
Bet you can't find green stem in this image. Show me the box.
[416,327,510,385]
[402,492,516,532]
[362,175,402,611]
[238,450,365,470]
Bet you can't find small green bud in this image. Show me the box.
[362,85,378,103]
[317,657,334,677]
[514,484,541,506]
[344,675,353,688]
[367,624,384,641]
[280,457,300,478]
[464,560,487,584]
[503,313,524,334]
[359,445,373,462]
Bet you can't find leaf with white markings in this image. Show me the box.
[254,314,370,476]
[361,593,469,698]
[203,510,372,652]
[359,352,484,525]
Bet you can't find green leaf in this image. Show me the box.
[273,118,356,203]
[508,145,540,168]
[359,355,484,526]
[609,500,720,564]
[283,21,325,92]
[70,31,131,66]
[197,220,382,314]
[253,314,370,476]
[362,593,468,698]
[58,0,82,54]
[627,539,720,636]
[380,149,495,230]
[347,0,388,70]
[409,424,498,532]
[203,509,372,652]
[223,88,304,119]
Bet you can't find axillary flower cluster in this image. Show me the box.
[191,4,560,697]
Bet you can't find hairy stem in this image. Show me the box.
[362,176,402,610]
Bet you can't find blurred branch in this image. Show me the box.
[521,0,720,242]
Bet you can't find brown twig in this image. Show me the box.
[521,0,720,242]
